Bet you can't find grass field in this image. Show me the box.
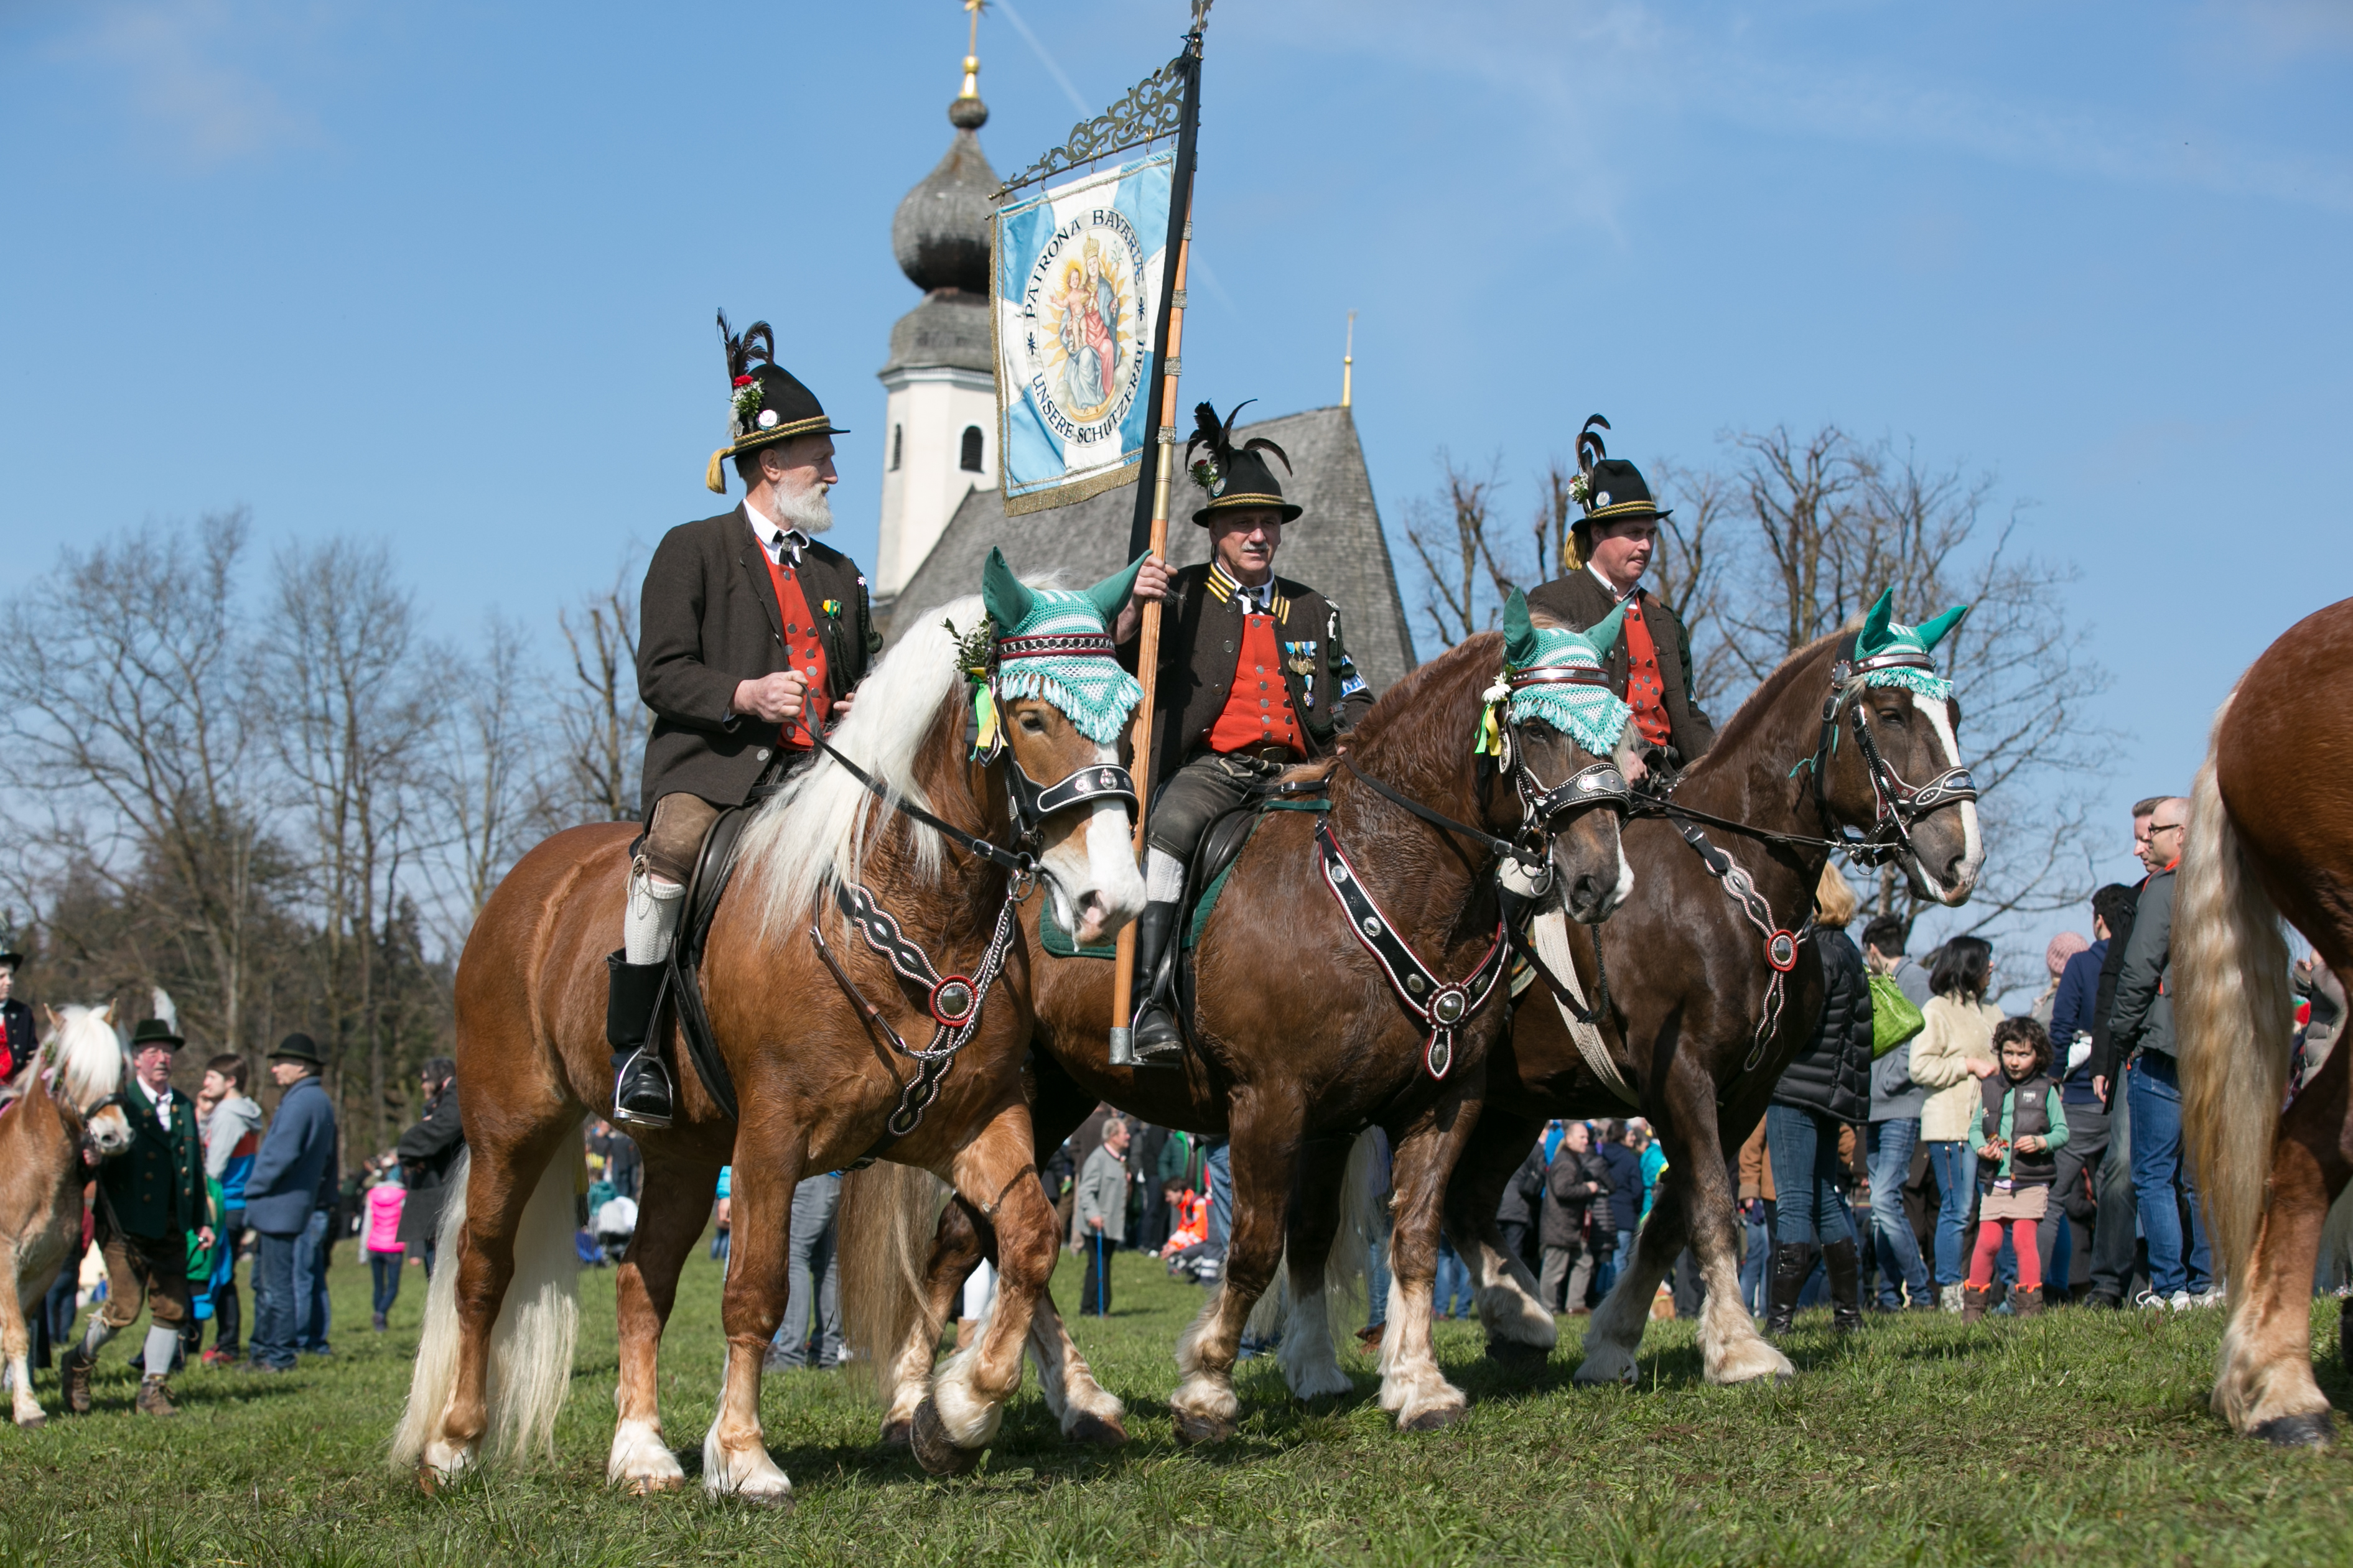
[6,1237,2353,1567]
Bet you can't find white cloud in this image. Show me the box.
[50,0,317,166]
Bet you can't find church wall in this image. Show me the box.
[875,363,997,598]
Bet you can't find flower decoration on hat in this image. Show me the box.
[704,310,847,494]
[1475,590,1634,758]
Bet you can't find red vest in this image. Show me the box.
[1206,606,1304,755]
[1621,595,1671,749]
[761,550,831,747]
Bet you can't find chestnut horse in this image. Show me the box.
[0,1004,133,1426]
[865,606,1641,1440]
[2176,597,2353,1447]
[1445,596,1982,1388]
[391,572,1147,1503]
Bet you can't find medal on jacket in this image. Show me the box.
[1285,640,1318,708]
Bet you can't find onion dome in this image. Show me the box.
[891,42,997,295]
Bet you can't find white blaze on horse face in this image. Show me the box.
[1915,696,1983,904]
[86,1105,133,1156]
[1041,741,1147,945]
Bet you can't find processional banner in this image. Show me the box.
[992,151,1175,516]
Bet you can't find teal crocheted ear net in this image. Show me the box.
[1853,592,1968,703]
[995,590,1143,747]
[1508,626,1633,757]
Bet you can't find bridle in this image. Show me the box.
[1802,633,1980,870]
[974,629,1140,864]
[1494,661,1634,876]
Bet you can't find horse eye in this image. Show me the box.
[1018,711,1047,733]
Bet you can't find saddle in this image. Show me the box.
[654,804,757,1122]
[1162,779,1333,1044]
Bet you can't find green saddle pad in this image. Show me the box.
[1038,798,1331,961]
[1040,898,1120,960]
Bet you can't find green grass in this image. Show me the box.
[6,1240,2353,1567]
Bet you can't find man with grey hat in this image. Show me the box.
[242,1033,338,1372]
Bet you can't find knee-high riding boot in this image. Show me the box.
[607,952,673,1128]
[1129,901,1185,1064]
[1764,1242,1817,1336]
[1822,1236,1863,1333]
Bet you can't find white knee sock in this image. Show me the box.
[1145,849,1185,905]
[78,1316,115,1358]
[142,1324,179,1375]
[624,870,687,965]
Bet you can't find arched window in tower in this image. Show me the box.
[959,425,984,473]
[890,424,903,472]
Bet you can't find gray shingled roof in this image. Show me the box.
[880,404,1419,695]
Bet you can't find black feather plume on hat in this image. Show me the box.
[1576,413,1611,478]
[1185,399,1291,491]
[717,310,775,386]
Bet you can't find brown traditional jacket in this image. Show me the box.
[635,506,880,814]
[1524,568,1716,766]
[1139,561,1374,794]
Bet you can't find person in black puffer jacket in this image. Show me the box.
[1763,866,1875,1335]
[1498,1140,1545,1275]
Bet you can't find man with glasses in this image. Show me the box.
[2107,797,2218,1309]
[2083,797,2164,1306]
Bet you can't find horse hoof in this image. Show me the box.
[910,1396,984,1477]
[879,1417,912,1449]
[624,1473,686,1496]
[1400,1401,1467,1433]
[1486,1338,1548,1371]
[1066,1410,1128,1447]
[2253,1412,2335,1449]
[1172,1408,1234,1445]
[14,1412,44,1430]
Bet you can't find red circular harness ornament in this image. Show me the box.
[1766,930,1799,973]
[928,975,977,1027]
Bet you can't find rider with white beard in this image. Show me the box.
[608,315,882,1127]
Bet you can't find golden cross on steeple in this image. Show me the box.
[960,0,984,101]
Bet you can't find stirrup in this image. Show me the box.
[1130,1001,1185,1065]
[613,1047,674,1130]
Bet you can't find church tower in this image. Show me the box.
[873,14,999,612]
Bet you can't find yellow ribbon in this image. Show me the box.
[706,448,729,494]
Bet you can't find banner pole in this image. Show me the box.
[1109,27,1204,1066]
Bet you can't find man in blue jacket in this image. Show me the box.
[242,1034,338,1372]
[2044,883,2139,1307]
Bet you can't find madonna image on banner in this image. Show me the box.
[992,151,1173,515]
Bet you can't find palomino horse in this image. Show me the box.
[1445,591,1983,1388]
[391,558,1149,1503]
[866,595,1641,1439]
[2175,597,2353,1447]
[0,1004,133,1426]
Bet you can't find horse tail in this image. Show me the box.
[389,1134,583,1471]
[1321,1128,1382,1342]
[837,1160,951,1396]
[2177,708,2296,1307]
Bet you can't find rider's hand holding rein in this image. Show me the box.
[1112,555,1174,644]
[733,669,808,725]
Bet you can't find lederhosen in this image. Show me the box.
[1141,562,1373,865]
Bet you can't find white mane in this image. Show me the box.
[737,595,979,942]
[50,1004,124,1107]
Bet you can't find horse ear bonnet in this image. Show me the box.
[1582,600,1631,661]
[1188,399,1304,526]
[1082,553,1150,628]
[1857,588,1898,656]
[981,547,1037,634]
[1914,604,1969,652]
[1502,588,1539,667]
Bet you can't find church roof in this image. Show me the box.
[881,405,1419,696]
[891,103,996,296]
[880,288,990,377]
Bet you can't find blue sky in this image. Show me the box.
[4,0,2348,954]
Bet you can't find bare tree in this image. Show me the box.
[266,539,436,1152]
[0,512,269,1051]
[1401,455,1514,649]
[1638,457,1736,712]
[418,615,548,950]
[546,572,645,827]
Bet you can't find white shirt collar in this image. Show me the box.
[743,498,809,566]
[1213,561,1275,611]
[137,1075,171,1126]
[1586,559,1640,603]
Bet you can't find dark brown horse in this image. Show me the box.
[389,577,1147,1503]
[864,610,1640,1439]
[1445,598,1982,1388]
[2176,597,2353,1446]
[0,1005,133,1426]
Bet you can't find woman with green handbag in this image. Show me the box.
[1864,914,1936,1311]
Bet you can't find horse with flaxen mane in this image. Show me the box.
[390,557,1148,1505]
[2174,597,2353,1447]
[855,593,1641,1441]
[1445,590,1982,1388]
[0,1004,133,1427]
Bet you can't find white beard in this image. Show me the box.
[776,482,834,535]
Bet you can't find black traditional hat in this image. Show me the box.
[1572,415,1672,537]
[1186,401,1302,526]
[269,1031,326,1067]
[0,947,21,969]
[704,312,849,495]
[129,1018,184,1051]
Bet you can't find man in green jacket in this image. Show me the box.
[62,1018,212,1416]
